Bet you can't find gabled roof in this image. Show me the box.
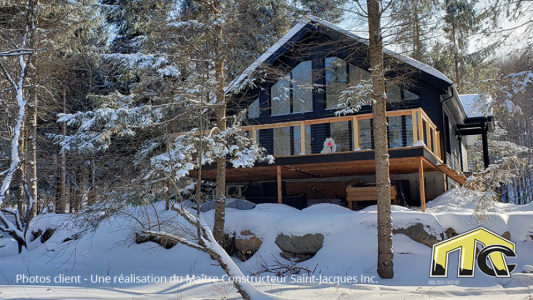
[459,94,493,118]
[227,15,453,93]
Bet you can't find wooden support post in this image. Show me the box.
[435,131,440,158]
[300,122,305,155]
[352,116,359,150]
[418,110,424,145]
[425,120,430,149]
[277,166,282,204]
[412,110,418,145]
[252,127,257,143]
[419,158,426,212]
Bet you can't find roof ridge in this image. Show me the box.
[227,15,452,93]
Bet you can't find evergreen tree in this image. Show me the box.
[390,0,439,63]
[442,0,481,85]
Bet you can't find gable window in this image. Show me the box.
[386,81,419,103]
[325,57,371,109]
[325,57,347,109]
[271,76,291,115]
[248,97,260,119]
[270,61,313,116]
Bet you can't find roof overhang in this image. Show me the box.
[458,116,495,135]
[226,15,454,95]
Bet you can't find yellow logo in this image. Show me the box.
[429,227,517,278]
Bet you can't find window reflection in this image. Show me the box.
[270,61,313,116]
[271,76,290,115]
[248,98,260,119]
[293,61,313,113]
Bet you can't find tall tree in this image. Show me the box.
[175,0,291,245]
[0,0,102,251]
[443,0,481,85]
[0,0,39,252]
[367,0,394,279]
[390,0,439,63]
[25,0,38,220]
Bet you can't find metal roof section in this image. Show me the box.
[227,15,453,93]
[459,94,493,118]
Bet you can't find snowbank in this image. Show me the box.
[426,188,533,213]
[0,195,532,299]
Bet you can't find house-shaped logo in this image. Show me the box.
[429,227,516,278]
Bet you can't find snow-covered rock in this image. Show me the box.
[235,230,262,254]
[393,223,443,247]
[275,233,324,255]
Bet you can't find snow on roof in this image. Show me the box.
[305,16,453,85]
[226,19,309,92]
[459,94,492,118]
[227,15,453,93]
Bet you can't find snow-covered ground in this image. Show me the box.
[0,189,532,299]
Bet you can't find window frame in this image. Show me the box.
[247,97,260,119]
[269,61,313,117]
[324,57,372,110]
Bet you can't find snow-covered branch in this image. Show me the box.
[333,79,374,116]
[149,127,273,182]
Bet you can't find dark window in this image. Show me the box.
[386,81,419,103]
[326,57,371,109]
[270,61,313,116]
[248,97,260,119]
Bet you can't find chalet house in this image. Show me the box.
[199,16,493,212]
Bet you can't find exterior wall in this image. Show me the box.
[244,30,445,128]
[443,108,463,172]
[231,26,464,206]
[461,138,469,172]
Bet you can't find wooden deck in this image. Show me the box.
[192,151,454,212]
[241,108,442,161]
[186,107,467,212]
[195,154,439,182]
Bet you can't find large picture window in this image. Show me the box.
[292,61,313,113]
[386,81,419,103]
[270,61,313,116]
[326,57,371,109]
[271,76,290,115]
[248,97,260,119]
[325,57,347,109]
[273,127,290,156]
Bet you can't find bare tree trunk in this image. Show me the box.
[25,0,39,221]
[17,120,26,216]
[69,186,74,213]
[213,1,227,246]
[88,156,96,206]
[368,0,393,279]
[57,86,67,213]
[452,22,459,85]
[26,91,38,219]
[80,163,87,211]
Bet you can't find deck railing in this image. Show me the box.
[240,108,441,161]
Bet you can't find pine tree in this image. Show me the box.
[442,0,481,85]
[390,0,439,63]
[0,0,102,251]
